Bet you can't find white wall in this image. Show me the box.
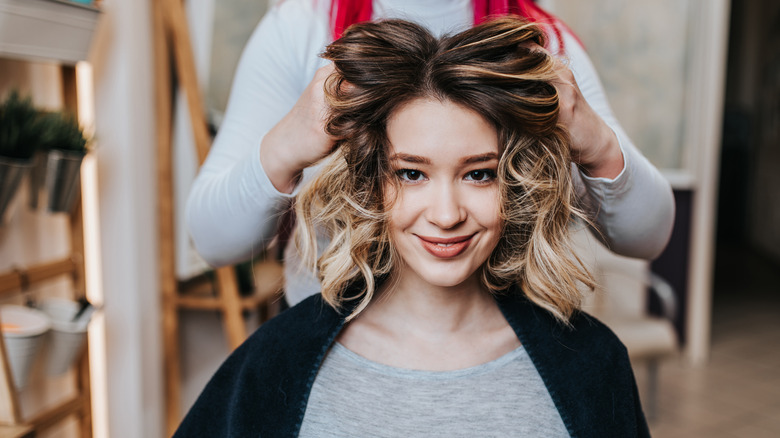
[542,0,691,170]
[89,0,163,436]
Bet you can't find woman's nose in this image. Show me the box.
[425,183,466,229]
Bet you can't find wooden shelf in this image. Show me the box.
[0,394,89,437]
[0,0,100,65]
[0,1,98,435]
[0,423,33,438]
[0,258,78,297]
[0,64,94,438]
[0,220,92,435]
[25,394,88,433]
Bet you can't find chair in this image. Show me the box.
[573,229,679,420]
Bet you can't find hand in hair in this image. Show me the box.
[260,64,338,194]
[549,57,624,179]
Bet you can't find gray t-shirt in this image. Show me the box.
[298,343,570,437]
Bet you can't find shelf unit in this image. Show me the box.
[0,1,99,436]
[0,65,93,438]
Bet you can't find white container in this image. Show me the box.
[0,305,51,388]
[0,0,100,65]
[39,298,89,376]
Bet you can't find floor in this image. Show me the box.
[639,245,780,437]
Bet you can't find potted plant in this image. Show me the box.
[0,90,42,222]
[39,111,90,213]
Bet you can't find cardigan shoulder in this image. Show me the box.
[176,291,649,438]
[496,291,650,438]
[174,294,345,438]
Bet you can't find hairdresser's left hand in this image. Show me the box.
[552,60,624,179]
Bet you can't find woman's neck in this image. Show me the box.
[374,273,496,334]
[337,272,521,371]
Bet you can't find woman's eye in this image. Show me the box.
[465,169,496,182]
[397,169,426,182]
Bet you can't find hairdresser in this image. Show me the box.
[185,0,675,306]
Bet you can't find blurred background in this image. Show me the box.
[0,0,777,436]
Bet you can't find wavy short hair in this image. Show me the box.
[295,17,594,322]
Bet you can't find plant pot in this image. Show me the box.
[44,149,85,213]
[0,305,51,388]
[27,151,48,209]
[39,298,89,376]
[0,157,32,223]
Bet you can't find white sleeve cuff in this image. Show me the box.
[251,136,299,201]
[578,127,631,197]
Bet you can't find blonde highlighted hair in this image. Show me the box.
[295,17,595,323]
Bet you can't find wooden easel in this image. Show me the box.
[152,0,283,435]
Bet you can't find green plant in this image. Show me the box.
[0,90,42,160]
[38,111,88,154]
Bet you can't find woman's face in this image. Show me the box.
[385,98,502,291]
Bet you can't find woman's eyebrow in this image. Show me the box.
[462,153,499,164]
[388,152,498,165]
[389,153,431,164]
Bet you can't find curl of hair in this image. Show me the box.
[295,17,595,323]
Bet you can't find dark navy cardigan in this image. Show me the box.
[175,289,650,437]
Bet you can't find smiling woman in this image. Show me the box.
[296,17,593,323]
[175,17,649,438]
[383,98,503,296]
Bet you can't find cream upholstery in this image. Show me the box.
[573,227,679,418]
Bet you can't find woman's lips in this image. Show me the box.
[416,234,474,258]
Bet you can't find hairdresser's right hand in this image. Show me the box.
[260,64,336,194]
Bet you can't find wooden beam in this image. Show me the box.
[26,395,83,433]
[0,424,33,438]
[61,65,79,117]
[160,0,212,164]
[153,0,182,435]
[215,267,246,350]
[0,332,22,425]
[62,56,93,438]
[0,258,78,296]
[77,343,92,438]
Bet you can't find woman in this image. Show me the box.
[185,0,675,307]
[176,18,649,437]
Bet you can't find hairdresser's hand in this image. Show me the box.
[260,64,336,193]
[552,60,624,179]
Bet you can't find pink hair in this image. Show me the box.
[328,0,582,51]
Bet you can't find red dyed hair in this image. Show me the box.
[329,0,581,51]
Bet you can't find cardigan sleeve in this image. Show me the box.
[174,295,345,437]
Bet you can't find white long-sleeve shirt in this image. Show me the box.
[185,0,675,305]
